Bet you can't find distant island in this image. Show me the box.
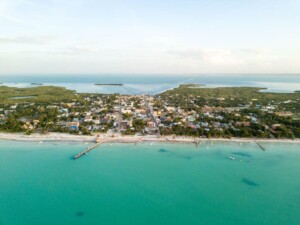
[95,84,124,86]
[94,83,124,86]
[31,83,43,86]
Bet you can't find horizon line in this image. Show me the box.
[1,73,300,76]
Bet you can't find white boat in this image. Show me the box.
[228,156,235,160]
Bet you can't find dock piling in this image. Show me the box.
[256,142,266,151]
[135,137,143,145]
[73,142,102,160]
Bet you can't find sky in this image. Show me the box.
[0,0,300,75]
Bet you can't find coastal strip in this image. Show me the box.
[0,133,300,144]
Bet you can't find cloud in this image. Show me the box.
[167,48,278,67]
[66,45,99,53]
[240,48,271,55]
[20,45,100,55]
[168,48,245,66]
[0,36,56,45]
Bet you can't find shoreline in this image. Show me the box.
[0,132,300,144]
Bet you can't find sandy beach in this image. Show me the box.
[0,132,300,144]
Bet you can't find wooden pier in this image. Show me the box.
[256,142,266,151]
[135,137,143,145]
[73,142,102,159]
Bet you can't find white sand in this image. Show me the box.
[0,132,300,144]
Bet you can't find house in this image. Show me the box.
[65,103,74,108]
[272,124,282,130]
[60,108,68,113]
[177,108,185,114]
[122,109,132,114]
[84,116,93,123]
[275,112,293,117]
[216,115,224,120]
[147,121,156,128]
[92,119,100,125]
[153,110,161,116]
[66,122,80,130]
[200,122,209,127]
[10,105,18,110]
[189,124,197,129]
[121,120,130,130]
[187,115,196,122]
[166,107,176,112]
[235,122,250,127]
[250,116,258,123]
[32,120,40,127]
[135,108,146,114]
[22,122,33,130]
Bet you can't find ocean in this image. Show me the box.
[0,141,299,225]
[1,74,300,94]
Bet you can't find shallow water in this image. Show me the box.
[1,74,300,94]
[0,141,300,225]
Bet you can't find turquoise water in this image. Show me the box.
[0,141,300,225]
[1,74,300,94]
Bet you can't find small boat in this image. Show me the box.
[228,156,235,160]
[39,141,43,144]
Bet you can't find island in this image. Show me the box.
[0,84,299,140]
[94,83,124,86]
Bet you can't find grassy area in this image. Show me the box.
[0,86,81,105]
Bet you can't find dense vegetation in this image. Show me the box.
[0,86,81,105]
[157,85,300,139]
[159,84,300,111]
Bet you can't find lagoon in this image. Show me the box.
[0,141,300,225]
